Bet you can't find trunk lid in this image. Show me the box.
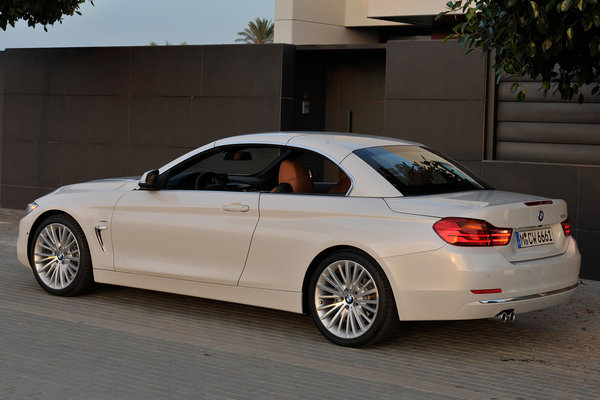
[384,190,570,262]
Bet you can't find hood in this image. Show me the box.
[53,177,139,195]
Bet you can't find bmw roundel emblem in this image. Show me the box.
[538,210,544,222]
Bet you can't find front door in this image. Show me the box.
[111,190,259,285]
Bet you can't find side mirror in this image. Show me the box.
[138,169,160,190]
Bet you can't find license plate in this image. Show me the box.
[516,228,554,248]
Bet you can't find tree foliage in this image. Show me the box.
[0,0,92,31]
[236,17,274,44]
[439,0,600,102]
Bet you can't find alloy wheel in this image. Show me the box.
[33,223,81,290]
[314,260,379,339]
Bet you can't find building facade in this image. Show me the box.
[275,0,449,44]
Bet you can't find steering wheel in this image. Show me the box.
[194,172,229,190]
[194,172,217,190]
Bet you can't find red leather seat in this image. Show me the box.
[272,160,314,193]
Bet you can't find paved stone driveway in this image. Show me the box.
[1,208,599,399]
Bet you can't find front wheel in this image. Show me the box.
[30,214,94,296]
[308,250,399,347]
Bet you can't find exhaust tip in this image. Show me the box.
[508,311,516,322]
[495,310,515,323]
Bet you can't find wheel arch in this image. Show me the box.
[301,245,391,315]
[27,210,76,265]
[27,209,96,296]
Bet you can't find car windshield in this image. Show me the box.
[354,145,488,196]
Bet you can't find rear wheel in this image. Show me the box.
[30,214,93,296]
[308,250,399,346]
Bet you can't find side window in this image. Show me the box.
[162,144,351,195]
[272,150,351,195]
[164,146,281,191]
[185,147,281,176]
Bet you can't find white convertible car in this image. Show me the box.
[17,132,580,346]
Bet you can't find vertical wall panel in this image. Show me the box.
[384,40,487,161]
[0,44,293,209]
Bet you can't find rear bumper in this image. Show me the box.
[452,283,577,320]
[382,237,580,321]
[477,283,577,304]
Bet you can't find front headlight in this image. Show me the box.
[25,202,39,215]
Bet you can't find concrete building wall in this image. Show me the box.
[384,40,488,162]
[0,44,294,208]
[345,0,405,27]
[368,0,447,19]
[275,0,387,44]
[274,0,445,45]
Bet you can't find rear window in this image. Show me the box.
[354,145,488,195]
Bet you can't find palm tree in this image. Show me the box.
[236,18,274,44]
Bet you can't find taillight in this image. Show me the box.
[433,217,512,246]
[561,218,571,237]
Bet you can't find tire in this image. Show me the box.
[308,250,399,347]
[29,214,94,296]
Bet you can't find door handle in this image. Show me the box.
[222,203,250,212]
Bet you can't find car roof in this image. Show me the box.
[159,132,422,185]
[216,132,422,162]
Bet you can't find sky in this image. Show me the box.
[0,0,275,50]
